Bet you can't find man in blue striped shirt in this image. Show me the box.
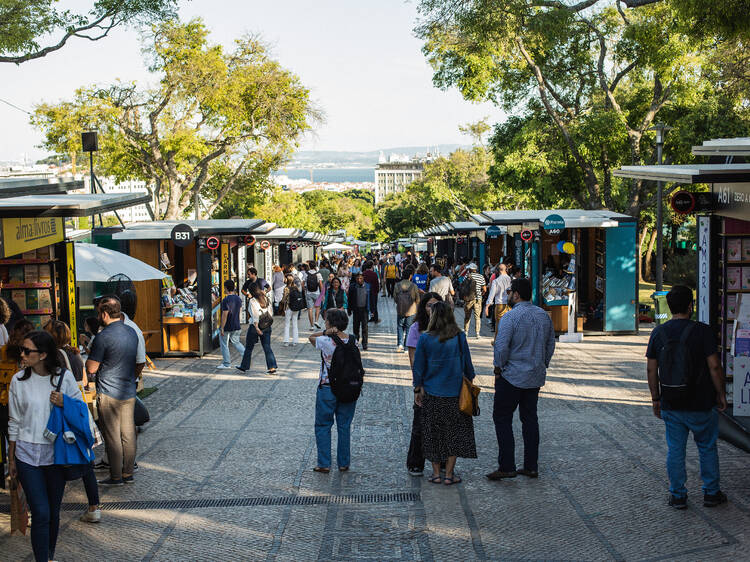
[487,277,556,481]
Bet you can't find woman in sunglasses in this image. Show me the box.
[7,330,83,562]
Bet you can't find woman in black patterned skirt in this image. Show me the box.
[412,301,477,485]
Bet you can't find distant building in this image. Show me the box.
[76,176,153,223]
[374,153,436,205]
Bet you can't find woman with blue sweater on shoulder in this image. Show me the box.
[412,301,477,485]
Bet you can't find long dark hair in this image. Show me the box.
[251,283,268,307]
[415,292,442,332]
[426,301,461,343]
[18,330,61,384]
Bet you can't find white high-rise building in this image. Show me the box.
[374,154,432,205]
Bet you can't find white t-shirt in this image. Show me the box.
[122,312,147,364]
[315,334,355,384]
[249,297,274,325]
[0,324,8,346]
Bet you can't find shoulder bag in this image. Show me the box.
[457,333,481,416]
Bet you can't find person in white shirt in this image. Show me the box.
[8,330,81,562]
[485,263,513,343]
[236,284,278,374]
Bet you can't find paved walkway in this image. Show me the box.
[2,299,749,561]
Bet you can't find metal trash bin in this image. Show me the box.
[652,291,672,325]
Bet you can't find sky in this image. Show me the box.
[0,0,501,163]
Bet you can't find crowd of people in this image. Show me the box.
[3,247,730,560]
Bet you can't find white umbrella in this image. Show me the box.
[74,243,167,282]
[321,242,352,251]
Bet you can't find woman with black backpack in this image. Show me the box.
[281,274,303,347]
[237,284,278,375]
[308,309,362,473]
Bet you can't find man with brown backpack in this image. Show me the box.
[393,268,420,353]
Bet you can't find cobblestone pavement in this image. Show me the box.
[2,299,749,561]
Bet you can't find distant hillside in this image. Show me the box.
[286,144,470,168]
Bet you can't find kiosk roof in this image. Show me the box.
[479,209,634,228]
[0,192,151,218]
[614,163,750,184]
[0,177,81,199]
[111,219,267,239]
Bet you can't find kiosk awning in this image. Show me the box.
[112,219,267,240]
[614,164,750,184]
[0,177,81,199]
[254,227,307,241]
[478,209,634,228]
[692,137,750,157]
[0,192,151,218]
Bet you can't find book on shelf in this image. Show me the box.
[8,265,24,283]
[28,316,42,329]
[24,265,39,284]
[11,290,25,310]
[728,238,742,262]
[38,290,52,310]
[21,249,37,260]
[38,264,51,283]
[36,245,51,261]
[25,290,39,310]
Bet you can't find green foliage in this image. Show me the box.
[665,252,697,289]
[246,189,380,241]
[32,19,317,220]
[0,0,177,64]
[416,0,750,217]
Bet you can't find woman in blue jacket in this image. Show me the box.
[321,277,348,319]
[412,302,477,485]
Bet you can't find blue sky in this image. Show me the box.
[0,0,500,162]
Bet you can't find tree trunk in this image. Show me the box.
[638,224,649,283]
[643,228,657,282]
[70,151,77,176]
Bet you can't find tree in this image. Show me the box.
[33,19,318,219]
[416,0,734,216]
[0,0,177,64]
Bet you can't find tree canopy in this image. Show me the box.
[0,0,177,64]
[32,18,318,219]
[416,0,750,217]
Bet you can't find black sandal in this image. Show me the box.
[313,467,330,473]
[428,475,442,484]
[443,474,462,485]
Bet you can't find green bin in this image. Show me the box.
[652,291,672,325]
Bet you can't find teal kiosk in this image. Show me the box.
[472,210,638,334]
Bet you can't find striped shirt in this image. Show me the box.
[469,272,486,300]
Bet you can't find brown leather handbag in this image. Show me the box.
[457,333,480,416]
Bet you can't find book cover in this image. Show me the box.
[8,265,24,283]
[11,290,25,310]
[728,294,738,320]
[25,290,38,310]
[36,246,50,261]
[728,238,742,262]
[735,329,750,356]
[21,249,37,260]
[24,265,39,284]
[38,264,51,283]
[728,267,742,290]
[38,290,52,310]
[28,316,41,329]
[39,315,51,328]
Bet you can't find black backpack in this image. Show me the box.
[289,287,305,311]
[460,275,477,302]
[306,272,319,292]
[657,322,698,407]
[326,334,364,403]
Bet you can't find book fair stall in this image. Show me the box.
[0,184,152,483]
[470,209,638,336]
[101,219,270,356]
[616,137,750,451]
[421,222,492,268]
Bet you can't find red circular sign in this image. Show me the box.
[244,235,256,246]
[290,244,297,251]
[671,190,696,214]
[520,230,533,242]
[259,240,270,251]
[206,236,220,250]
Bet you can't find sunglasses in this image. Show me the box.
[20,346,40,355]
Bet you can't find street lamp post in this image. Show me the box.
[651,122,672,292]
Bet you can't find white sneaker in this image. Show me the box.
[283,342,290,347]
[216,364,232,369]
[291,342,298,347]
[80,509,101,523]
[396,346,404,353]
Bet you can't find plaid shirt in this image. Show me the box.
[493,301,556,389]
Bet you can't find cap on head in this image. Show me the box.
[466,263,478,270]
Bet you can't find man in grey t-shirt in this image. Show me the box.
[429,265,454,307]
[86,296,139,486]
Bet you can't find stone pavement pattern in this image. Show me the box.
[2,300,749,561]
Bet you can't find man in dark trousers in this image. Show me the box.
[348,273,371,350]
[488,278,555,481]
[362,261,380,323]
[646,285,727,509]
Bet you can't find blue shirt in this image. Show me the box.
[89,321,139,400]
[493,301,556,389]
[221,294,243,332]
[412,332,475,397]
[412,273,428,291]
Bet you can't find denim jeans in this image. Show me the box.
[492,375,540,472]
[396,314,416,348]
[661,409,720,498]
[239,327,277,371]
[81,461,100,506]
[219,330,245,366]
[315,385,357,468]
[15,459,66,562]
